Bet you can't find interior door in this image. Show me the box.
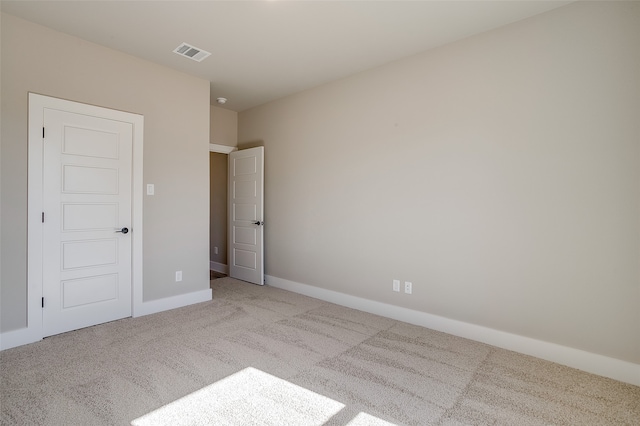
[228,147,264,285]
[42,107,133,337]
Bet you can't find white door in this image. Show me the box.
[42,107,133,337]
[228,147,264,285]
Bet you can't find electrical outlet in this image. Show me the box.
[175,271,182,282]
[214,247,219,255]
[392,279,400,292]
[404,281,412,294]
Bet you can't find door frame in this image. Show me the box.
[26,93,144,343]
[209,143,237,155]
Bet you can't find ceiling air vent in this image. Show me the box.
[173,42,211,62]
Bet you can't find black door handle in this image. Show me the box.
[115,227,129,234]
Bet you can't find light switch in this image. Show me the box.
[147,184,155,195]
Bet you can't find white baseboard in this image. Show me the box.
[134,288,212,317]
[1,288,213,351]
[265,275,640,387]
[209,261,228,274]
[0,327,41,351]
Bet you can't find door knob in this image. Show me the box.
[253,221,264,226]
[115,227,129,234]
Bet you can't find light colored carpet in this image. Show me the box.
[131,367,347,426]
[1,277,639,425]
[210,270,226,280]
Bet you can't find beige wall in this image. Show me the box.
[239,2,640,364]
[210,105,237,147]
[209,152,228,265]
[1,14,211,332]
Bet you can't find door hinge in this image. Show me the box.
[42,212,45,223]
[43,127,45,138]
[42,297,44,308]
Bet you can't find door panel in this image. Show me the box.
[62,126,119,158]
[234,203,256,221]
[228,147,264,285]
[234,180,256,198]
[62,203,118,231]
[234,156,257,175]
[62,274,118,309]
[61,239,118,269]
[43,108,133,337]
[234,249,257,270]
[62,165,119,194]
[234,227,256,245]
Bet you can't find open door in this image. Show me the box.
[228,147,264,285]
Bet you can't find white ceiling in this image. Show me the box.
[1,1,572,112]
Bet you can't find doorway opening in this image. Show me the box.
[209,144,236,280]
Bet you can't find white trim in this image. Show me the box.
[0,328,41,351]
[209,261,229,274]
[24,93,144,346]
[265,275,640,387]
[209,143,237,154]
[130,111,144,317]
[133,289,212,317]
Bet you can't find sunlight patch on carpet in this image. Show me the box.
[346,412,397,425]
[131,367,345,426]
